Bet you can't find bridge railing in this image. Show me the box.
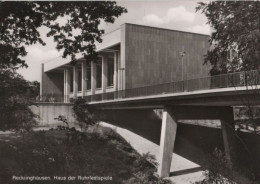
[84,70,260,103]
[34,70,260,103]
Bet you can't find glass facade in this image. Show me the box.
[67,55,116,94]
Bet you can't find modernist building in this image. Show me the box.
[41,23,210,102]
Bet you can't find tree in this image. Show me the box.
[197,2,260,182]
[197,1,260,75]
[0,1,126,131]
[0,69,39,131]
[0,1,127,69]
[197,1,260,131]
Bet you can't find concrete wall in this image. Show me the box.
[123,24,210,88]
[30,103,77,126]
[41,66,64,96]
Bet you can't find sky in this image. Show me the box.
[17,0,210,82]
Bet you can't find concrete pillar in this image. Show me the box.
[158,107,178,178]
[40,64,44,97]
[63,69,66,102]
[120,68,125,91]
[102,55,108,93]
[118,50,125,97]
[82,61,87,97]
[73,65,78,98]
[120,24,126,90]
[118,51,123,91]
[221,107,237,168]
[64,68,71,103]
[91,61,96,95]
[114,51,118,91]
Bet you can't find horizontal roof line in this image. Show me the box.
[122,22,210,37]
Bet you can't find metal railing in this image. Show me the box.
[35,70,260,103]
[84,70,260,103]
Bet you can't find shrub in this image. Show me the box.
[73,98,96,131]
[194,148,236,184]
[0,102,37,131]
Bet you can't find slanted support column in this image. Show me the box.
[82,61,87,97]
[158,107,178,178]
[91,61,96,95]
[102,55,108,93]
[221,107,237,168]
[73,65,78,98]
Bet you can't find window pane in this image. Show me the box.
[107,56,114,86]
[96,57,102,89]
[86,62,91,90]
[78,66,82,91]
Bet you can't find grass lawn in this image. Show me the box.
[0,125,172,184]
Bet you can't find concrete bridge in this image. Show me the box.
[81,72,260,178]
[37,70,260,178]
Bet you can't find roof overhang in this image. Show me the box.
[43,28,121,72]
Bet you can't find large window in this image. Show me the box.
[69,69,73,93]
[96,57,102,89]
[78,65,82,91]
[86,62,91,90]
[107,57,114,87]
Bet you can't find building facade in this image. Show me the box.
[41,23,210,102]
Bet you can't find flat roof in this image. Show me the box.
[43,23,210,72]
[122,23,210,37]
